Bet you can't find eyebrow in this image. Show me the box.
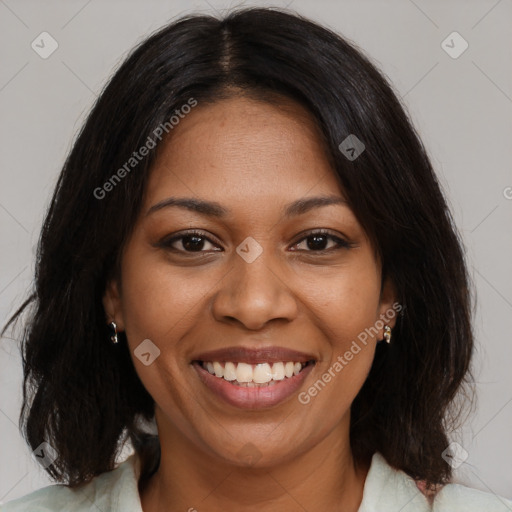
[145,195,348,218]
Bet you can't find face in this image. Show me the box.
[104,95,396,468]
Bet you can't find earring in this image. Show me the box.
[383,325,392,344]
[108,321,118,344]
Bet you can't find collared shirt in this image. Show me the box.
[2,451,511,511]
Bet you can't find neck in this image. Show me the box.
[139,415,370,512]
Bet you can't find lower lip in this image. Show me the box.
[192,361,315,409]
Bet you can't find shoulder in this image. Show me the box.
[359,452,512,512]
[432,481,512,511]
[0,454,142,512]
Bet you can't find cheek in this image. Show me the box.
[117,245,208,415]
[301,280,380,422]
[304,256,381,398]
[329,288,381,346]
[306,256,382,346]
[118,244,209,346]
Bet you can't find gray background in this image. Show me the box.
[1,0,511,503]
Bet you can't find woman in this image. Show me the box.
[2,7,510,511]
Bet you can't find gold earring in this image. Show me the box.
[383,325,392,344]
[108,321,118,344]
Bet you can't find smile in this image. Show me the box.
[200,360,312,386]
[192,359,316,409]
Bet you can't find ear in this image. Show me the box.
[377,276,399,333]
[102,279,125,331]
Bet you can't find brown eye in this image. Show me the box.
[291,230,351,252]
[158,230,221,253]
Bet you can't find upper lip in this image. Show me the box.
[192,346,317,364]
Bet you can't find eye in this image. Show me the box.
[291,229,351,253]
[157,228,352,255]
[158,230,221,253]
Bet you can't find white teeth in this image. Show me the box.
[223,362,237,381]
[271,362,285,381]
[236,362,253,383]
[201,360,310,384]
[213,361,224,378]
[253,363,273,383]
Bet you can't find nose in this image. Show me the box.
[211,247,299,330]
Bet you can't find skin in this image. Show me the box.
[103,95,397,512]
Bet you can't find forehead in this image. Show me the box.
[144,96,345,207]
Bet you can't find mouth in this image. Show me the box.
[191,357,316,409]
[195,359,315,387]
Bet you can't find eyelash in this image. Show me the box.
[158,229,352,255]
